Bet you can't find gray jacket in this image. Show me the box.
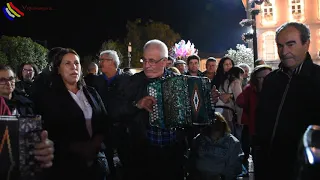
[188,133,243,180]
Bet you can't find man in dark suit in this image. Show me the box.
[84,62,98,87]
[91,50,132,178]
[255,22,320,180]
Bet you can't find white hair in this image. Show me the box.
[238,63,251,72]
[100,50,120,68]
[143,39,168,58]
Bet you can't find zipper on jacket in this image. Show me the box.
[269,73,293,153]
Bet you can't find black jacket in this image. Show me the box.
[4,90,34,115]
[34,75,113,180]
[91,69,132,123]
[84,73,98,87]
[112,70,177,145]
[15,80,33,98]
[255,53,320,179]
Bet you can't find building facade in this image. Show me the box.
[256,0,320,66]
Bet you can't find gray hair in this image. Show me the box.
[238,63,251,72]
[100,50,120,68]
[276,22,310,44]
[143,39,168,58]
[88,62,98,71]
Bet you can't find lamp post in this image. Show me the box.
[128,42,132,68]
[240,0,266,67]
[251,8,258,66]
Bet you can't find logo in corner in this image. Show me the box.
[2,2,24,21]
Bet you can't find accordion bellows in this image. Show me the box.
[148,75,215,129]
[0,115,42,180]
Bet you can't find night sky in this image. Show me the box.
[1,0,247,57]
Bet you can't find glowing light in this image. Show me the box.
[262,31,278,61]
[260,0,277,26]
[288,0,305,22]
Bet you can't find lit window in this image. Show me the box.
[317,29,320,57]
[262,31,278,61]
[318,0,320,19]
[261,0,277,26]
[289,0,305,22]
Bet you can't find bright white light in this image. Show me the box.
[306,147,315,164]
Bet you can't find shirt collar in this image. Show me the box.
[103,69,120,84]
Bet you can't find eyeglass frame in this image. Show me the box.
[23,68,34,73]
[99,58,113,62]
[141,57,166,66]
[0,76,15,85]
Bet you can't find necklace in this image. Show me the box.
[0,126,15,180]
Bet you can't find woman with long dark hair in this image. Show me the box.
[34,48,112,180]
[211,57,235,89]
[216,66,244,140]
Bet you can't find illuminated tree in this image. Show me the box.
[169,40,198,61]
[225,44,254,68]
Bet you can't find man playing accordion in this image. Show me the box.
[114,39,219,180]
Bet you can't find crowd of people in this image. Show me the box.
[1,21,320,180]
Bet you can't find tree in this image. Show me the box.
[0,35,48,71]
[99,39,126,67]
[225,44,254,68]
[125,19,181,68]
[0,51,8,65]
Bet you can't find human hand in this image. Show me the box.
[211,85,220,104]
[136,96,157,112]
[34,130,54,168]
[219,93,232,103]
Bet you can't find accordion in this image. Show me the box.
[147,75,215,129]
[0,115,42,180]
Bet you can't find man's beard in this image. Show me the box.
[24,76,33,82]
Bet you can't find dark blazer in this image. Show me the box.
[255,53,320,179]
[34,75,112,180]
[91,69,132,123]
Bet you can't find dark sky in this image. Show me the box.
[1,0,247,57]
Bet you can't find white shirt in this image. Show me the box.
[68,88,93,137]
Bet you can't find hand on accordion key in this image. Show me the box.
[136,96,157,112]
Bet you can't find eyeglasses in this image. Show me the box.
[23,69,34,72]
[141,57,165,66]
[0,77,15,85]
[99,58,113,62]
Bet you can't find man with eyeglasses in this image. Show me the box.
[113,39,220,180]
[91,50,133,179]
[0,65,54,175]
[15,63,39,97]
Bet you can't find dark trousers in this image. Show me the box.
[254,147,296,180]
[241,125,251,168]
[125,142,185,180]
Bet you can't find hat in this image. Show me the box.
[174,60,186,65]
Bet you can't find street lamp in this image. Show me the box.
[240,0,268,67]
[128,42,132,68]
